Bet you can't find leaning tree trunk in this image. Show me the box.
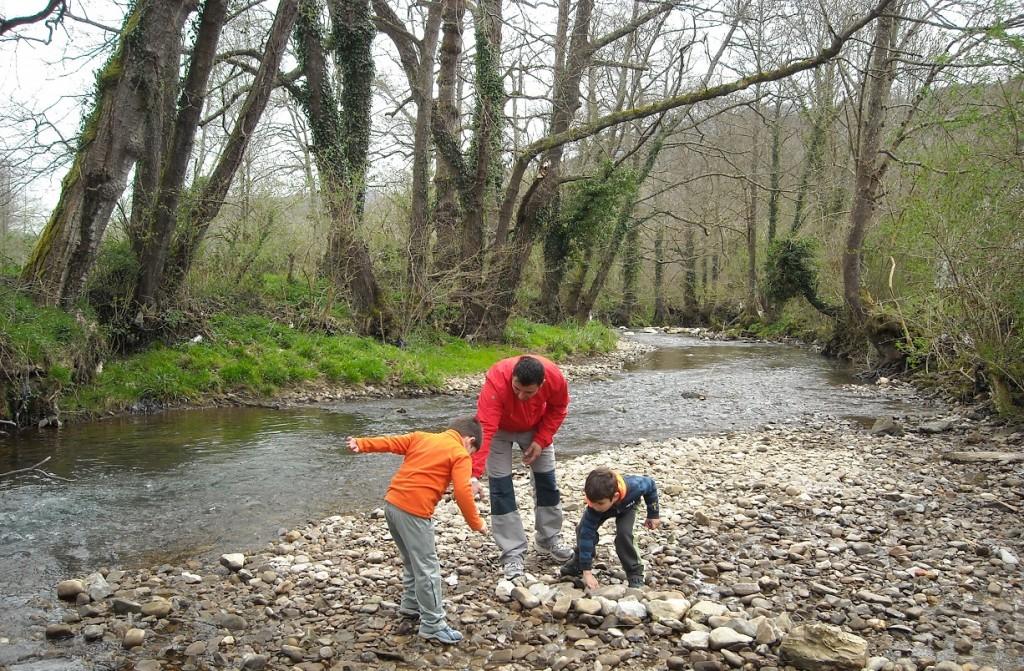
[19,0,197,306]
[843,10,899,325]
[134,0,228,310]
[164,0,299,298]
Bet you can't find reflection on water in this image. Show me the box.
[0,333,920,641]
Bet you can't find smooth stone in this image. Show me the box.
[56,580,86,601]
[123,628,146,648]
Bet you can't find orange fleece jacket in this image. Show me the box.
[354,429,484,531]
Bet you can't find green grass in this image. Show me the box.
[0,283,98,381]
[53,312,618,418]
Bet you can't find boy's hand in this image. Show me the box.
[476,524,489,535]
[346,436,360,452]
[582,570,599,591]
[644,518,661,530]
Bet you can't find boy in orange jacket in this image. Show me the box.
[347,416,487,645]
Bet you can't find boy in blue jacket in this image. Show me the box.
[560,466,660,589]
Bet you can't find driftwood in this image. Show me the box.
[941,451,1024,464]
[0,456,74,482]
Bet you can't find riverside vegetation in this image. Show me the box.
[0,273,617,430]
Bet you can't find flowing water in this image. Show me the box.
[0,333,925,661]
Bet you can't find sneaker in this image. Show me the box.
[559,561,582,578]
[627,573,646,589]
[419,625,464,645]
[536,539,574,563]
[502,557,525,580]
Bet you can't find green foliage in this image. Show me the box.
[763,237,820,305]
[559,162,638,248]
[863,81,1024,413]
[504,318,617,360]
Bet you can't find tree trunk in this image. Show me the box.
[292,0,392,337]
[843,10,899,324]
[766,94,783,245]
[134,0,228,309]
[614,220,641,325]
[165,0,299,296]
[682,224,697,318]
[744,96,763,321]
[652,223,667,324]
[430,0,465,276]
[372,0,442,303]
[19,1,197,306]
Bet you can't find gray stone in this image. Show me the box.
[709,627,753,649]
[219,553,246,571]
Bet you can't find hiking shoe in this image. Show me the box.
[627,573,646,589]
[398,606,420,619]
[559,561,582,578]
[502,557,526,580]
[419,625,464,645]
[536,539,574,563]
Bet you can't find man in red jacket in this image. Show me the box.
[472,354,574,579]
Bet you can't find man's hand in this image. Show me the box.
[470,477,483,500]
[644,518,661,530]
[346,436,360,452]
[582,570,599,591]
[522,441,543,466]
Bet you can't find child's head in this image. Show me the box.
[448,415,482,453]
[584,467,622,512]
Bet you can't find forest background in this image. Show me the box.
[1,0,1022,427]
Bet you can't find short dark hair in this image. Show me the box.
[512,355,545,386]
[448,415,482,449]
[585,467,618,502]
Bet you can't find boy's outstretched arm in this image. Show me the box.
[349,433,416,455]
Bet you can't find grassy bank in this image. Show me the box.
[0,278,617,426]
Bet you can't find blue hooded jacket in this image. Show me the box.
[577,474,659,571]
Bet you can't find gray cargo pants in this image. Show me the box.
[384,502,448,633]
[486,429,564,563]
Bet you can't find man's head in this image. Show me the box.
[448,415,482,453]
[511,355,545,400]
[584,467,622,512]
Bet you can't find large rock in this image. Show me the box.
[779,623,868,670]
[647,597,691,622]
[56,580,86,601]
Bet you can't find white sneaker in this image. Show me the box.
[536,539,574,563]
[502,557,525,579]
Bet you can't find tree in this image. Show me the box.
[292,0,393,338]
[20,1,199,306]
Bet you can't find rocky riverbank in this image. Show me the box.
[31,414,1023,671]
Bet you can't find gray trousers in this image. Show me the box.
[384,502,447,632]
[487,429,564,563]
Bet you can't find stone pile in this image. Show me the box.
[40,421,1023,671]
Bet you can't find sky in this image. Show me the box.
[1,1,129,223]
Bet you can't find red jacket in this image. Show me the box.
[472,355,569,477]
